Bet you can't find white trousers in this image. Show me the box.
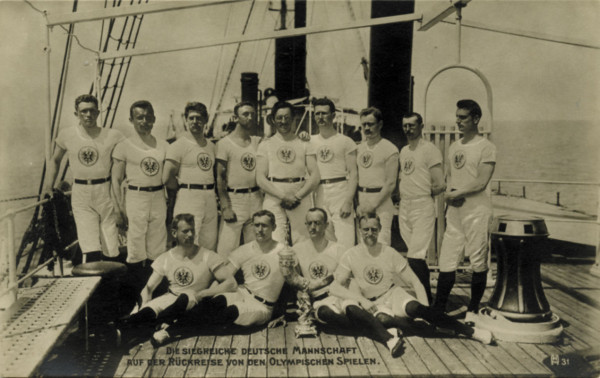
[217,191,263,258]
[173,188,218,251]
[315,181,356,250]
[262,181,310,246]
[125,189,167,263]
[357,191,394,245]
[71,182,119,257]
[398,197,436,260]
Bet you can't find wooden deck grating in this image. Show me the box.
[37,257,600,377]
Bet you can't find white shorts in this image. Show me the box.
[345,286,415,319]
[141,291,197,315]
[221,288,273,327]
[313,295,345,323]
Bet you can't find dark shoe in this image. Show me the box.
[387,335,405,358]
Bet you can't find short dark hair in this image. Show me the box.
[234,101,255,117]
[252,209,276,227]
[184,101,208,120]
[307,207,328,223]
[359,107,383,123]
[270,101,294,118]
[75,94,98,111]
[313,97,335,113]
[402,112,423,126]
[456,99,482,119]
[171,213,195,232]
[358,212,381,229]
[130,100,155,119]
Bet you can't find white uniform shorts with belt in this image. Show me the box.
[125,189,167,263]
[173,187,218,251]
[71,181,119,257]
[357,190,395,246]
[217,190,263,258]
[438,194,492,273]
[315,180,355,249]
[262,180,311,245]
[344,286,415,319]
[398,196,436,260]
[220,287,273,327]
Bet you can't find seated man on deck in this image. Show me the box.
[329,213,493,356]
[115,213,236,347]
[152,210,287,346]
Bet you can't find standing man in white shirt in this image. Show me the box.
[398,112,445,304]
[112,100,168,269]
[256,101,320,245]
[356,107,399,245]
[216,101,262,257]
[163,102,218,251]
[434,100,496,315]
[44,94,124,262]
[311,98,357,249]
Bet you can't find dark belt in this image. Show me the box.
[128,184,164,192]
[312,292,329,302]
[227,186,260,194]
[368,284,395,301]
[358,186,382,193]
[320,177,346,185]
[179,183,215,190]
[74,177,110,185]
[268,177,305,183]
[243,286,276,307]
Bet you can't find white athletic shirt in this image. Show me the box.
[166,136,216,185]
[336,243,407,299]
[215,135,261,188]
[56,126,124,179]
[399,138,443,199]
[292,239,347,296]
[256,134,315,179]
[357,138,399,188]
[310,133,357,179]
[152,247,226,296]
[447,136,496,197]
[113,136,167,187]
[228,241,285,303]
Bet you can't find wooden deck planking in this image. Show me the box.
[226,334,250,377]
[205,334,232,377]
[145,341,172,378]
[163,334,199,377]
[544,262,600,287]
[498,341,553,375]
[400,335,433,375]
[184,331,215,377]
[404,335,451,375]
[247,328,268,377]
[458,337,516,376]
[283,322,309,377]
[443,337,493,375]
[354,336,392,376]
[373,338,412,376]
[266,326,287,378]
[543,292,600,347]
[123,342,154,377]
[336,334,370,376]
[318,331,351,376]
[545,288,600,331]
[542,263,595,288]
[114,343,142,377]
[301,328,330,377]
[423,337,470,375]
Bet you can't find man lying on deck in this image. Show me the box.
[152,210,287,346]
[328,213,493,357]
[115,213,236,347]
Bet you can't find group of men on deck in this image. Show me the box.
[44,94,496,357]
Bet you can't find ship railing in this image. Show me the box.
[0,194,72,309]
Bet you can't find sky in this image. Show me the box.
[0,0,599,198]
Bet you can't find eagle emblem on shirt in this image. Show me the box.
[402,158,415,175]
[363,265,383,285]
[241,152,256,171]
[452,150,466,169]
[309,261,328,280]
[197,152,213,171]
[317,146,333,163]
[359,151,373,168]
[277,147,296,163]
[251,260,271,280]
[140,157,160,176]
[78,146,99,167]
[174,267,193,286]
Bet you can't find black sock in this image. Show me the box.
[405,300,474,337]
[434,271,456,312]
[157,294,190,325]
[316,306,352,328]
[408,258,432,305]
[84,251,103,263]
[375,313,401,329]
[468,270,488,313]
[346,305,393,345]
